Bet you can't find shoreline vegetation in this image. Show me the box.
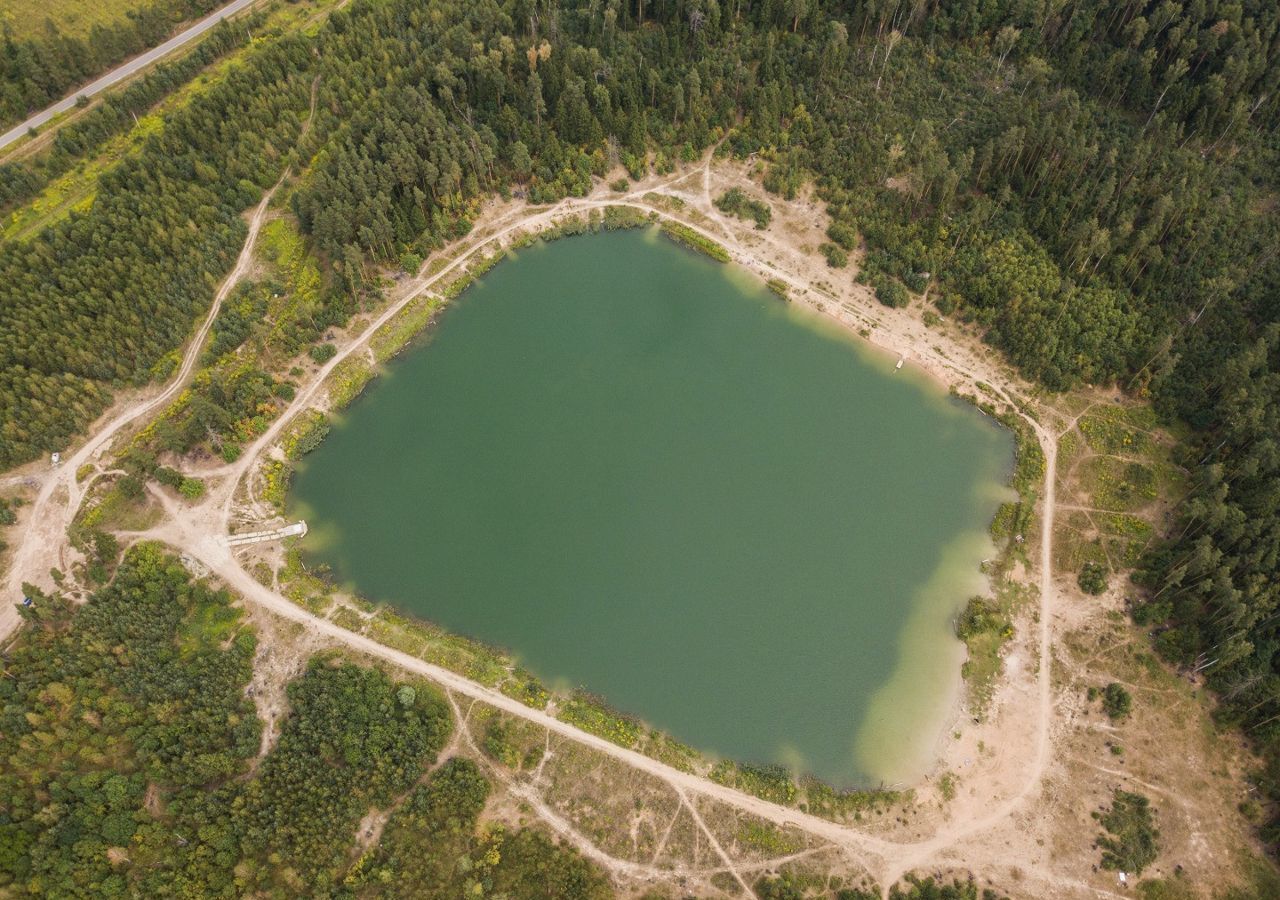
[315,207,722,415]
[43,168,1026,824]
[264,205,1018,820]
[3,0,1278,891]
[949,390,1046,717]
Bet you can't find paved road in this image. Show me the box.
[0,0,261,152]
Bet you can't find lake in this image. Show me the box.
[290,227,1013,786]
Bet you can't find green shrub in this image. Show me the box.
[820,242,849,268]
[715,187,772,229]
[956,597,1006,640]
[1095,790,1159,874]
[659,222,731,262]
[875,277,909,308]
[826,221,857,250]
[154,466,183,488]
[399,251,423,274]
[309,343,337,364]
[1102,682,1132,720]
[1078,561,1109,595]
[117,474,145,500]
[902,270,929,292]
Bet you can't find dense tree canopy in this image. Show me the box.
[0,545,606,895]
[2,0,1280,862]
[0,0,230,127]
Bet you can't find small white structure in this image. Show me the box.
[50,452,61,466]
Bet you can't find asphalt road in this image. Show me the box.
[0,0,260,152]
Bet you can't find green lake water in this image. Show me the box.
[290,228,1013,786]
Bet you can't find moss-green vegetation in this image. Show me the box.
[799,777,905,824]
[709,761,797,806]
[351,756,610,898]
[601,204,652,230]
[370,293,444,364]
[0,496,17,561]
[277,546,328,612]
[757,873,1003,900]
[938,771,958,802]
[557,692,643,749]
[281,408,331,460]
[4,0,1280,869]
[326,357,376,410]
[6,0,165,41]
[258,217,346,362]
[277,555,553,703]
[987,411,1044,556]
[956,589,1024,718]
[143,360,291,461]
[736,822,800,855]
[329,604,365,633]
[259,458,294,514]
[659,221,731,262]
[1080,456,1158,513]
[1079,406,1155,456]
[74,471,164,533]
[1137,874,1198,900]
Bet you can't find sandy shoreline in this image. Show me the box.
[0,152,1104,895]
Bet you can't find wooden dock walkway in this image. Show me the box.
[224,520,307,547]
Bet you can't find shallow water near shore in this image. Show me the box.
[291,228,1013,786]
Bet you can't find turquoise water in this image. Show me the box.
[291,228,1013,785]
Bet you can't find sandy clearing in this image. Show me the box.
[2,150,1072,896]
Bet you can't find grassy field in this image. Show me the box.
[2,0,155,41]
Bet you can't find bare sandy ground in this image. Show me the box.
[0,151,1261,897]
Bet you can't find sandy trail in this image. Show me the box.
[0,172,284,634]
[1,154,1062,895]
[0,76,318,638]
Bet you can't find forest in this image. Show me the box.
[0,15,260,211]
[0,544,607,895]
[1,0,1280,868]
[0,0,231,128]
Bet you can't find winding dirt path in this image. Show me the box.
[0,75,318,638]
[0,172,283,633]
[1,158,1063,895]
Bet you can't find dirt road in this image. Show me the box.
[0,159,1064,895]
[0,171,284,638]
[0,0,264,152]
